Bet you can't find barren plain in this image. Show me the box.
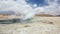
[0,16,60,34]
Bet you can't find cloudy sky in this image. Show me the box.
[26,0,60,15]
[26,0,60,7]
[0,0,60,16]
[26,0,48,7]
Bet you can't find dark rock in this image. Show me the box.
[49,22,53,24]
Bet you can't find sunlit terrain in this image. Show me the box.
[0,16,60,34]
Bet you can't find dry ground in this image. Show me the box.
[0,16,60,34]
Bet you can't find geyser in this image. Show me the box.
[0,0,35,23]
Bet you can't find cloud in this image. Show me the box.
[34,0,60,15]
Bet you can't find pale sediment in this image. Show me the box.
[0,16,60,34]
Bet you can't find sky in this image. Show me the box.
[26,0,59,7]
[26,0,48,7]
[26,0,60,15]
[0,0,60,20]
[25,0,60,15]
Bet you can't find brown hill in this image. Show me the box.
[35,14,56,17]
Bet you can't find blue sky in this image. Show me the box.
[26,0,48,7]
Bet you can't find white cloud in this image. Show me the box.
[34,0,60,16]
[33,4,37,8]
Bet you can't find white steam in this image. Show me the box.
[0,0,35,20]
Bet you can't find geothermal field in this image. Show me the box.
[0,0,60,34]
[0,16,60,34]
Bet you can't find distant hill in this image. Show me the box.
[35,14,57,17]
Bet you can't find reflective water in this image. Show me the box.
[0,18,32,24]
